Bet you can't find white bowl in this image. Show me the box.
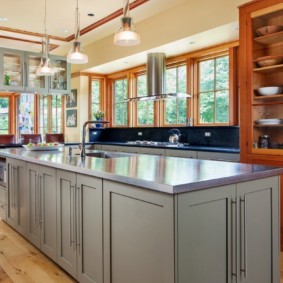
[258,86,282,96]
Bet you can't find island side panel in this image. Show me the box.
[103,180,175,283]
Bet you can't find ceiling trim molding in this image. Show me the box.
[0,0,149,46]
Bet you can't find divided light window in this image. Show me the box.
[113,78,128,126]
[90,79,101,119]
[198,54,229,125]
[39,94,63,138]
[0,97,9,134]
[165,65,187,125]
[137,74,154,125]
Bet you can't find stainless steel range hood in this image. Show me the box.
[127,53,191,102]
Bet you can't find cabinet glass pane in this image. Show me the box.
[50,59,67,91]
[3,53,23,87]
[28,55,46,89]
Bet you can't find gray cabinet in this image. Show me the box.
[177,176,279,283]
[0,185,6,221]
[57,169,103,283]
[140,147,165,156]
[0,48,70,94]
[6,158,27,237]
[165,149,197,158]
[197,151,240,162]
[26,163,57,261]
[103,180,174,283]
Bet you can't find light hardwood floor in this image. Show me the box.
[0,220,76,283]
[0,219,283,282]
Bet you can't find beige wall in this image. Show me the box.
[65,76,89,142]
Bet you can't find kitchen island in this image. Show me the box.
[0,147,281,283]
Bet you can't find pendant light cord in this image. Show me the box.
[123,0,129,17]
[75,0,80,41]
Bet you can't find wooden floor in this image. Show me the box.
[0,219,283,282]
[0,220,76,283]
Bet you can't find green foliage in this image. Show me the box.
[199,55,229,124]
[0,98,9,133]
[114,79,128,125]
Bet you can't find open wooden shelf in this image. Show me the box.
[253,64,283,73]
[254,30,283,45]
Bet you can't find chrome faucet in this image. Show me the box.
[80,120,97,157]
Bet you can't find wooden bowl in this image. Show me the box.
[256,25,283,36]
[254,55,283,67]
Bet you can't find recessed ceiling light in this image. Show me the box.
[189,41,195,45]
[0,17,8,22]
[88,13,95,17]
[123,61,128,64]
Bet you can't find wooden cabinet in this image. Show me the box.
[0,48,70,94]
[26,163,57,261]
[177,176,280,283]
[6,158,27,237]
[103,180,174,283]
[239,0,283,165]
[56,169,103,283]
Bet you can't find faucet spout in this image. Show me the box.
[81,120,98,157]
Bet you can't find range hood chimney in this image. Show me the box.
[127,53,191,102]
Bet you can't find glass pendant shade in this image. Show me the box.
[114,17,140,46]
[67,0,88,64]
[114,0,141,46]
[67,41,88,64]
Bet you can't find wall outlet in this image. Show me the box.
[92,131,97,135]
[138,132,143,136]
[204,132,211,137]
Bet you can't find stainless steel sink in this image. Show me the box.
[84,151,134,159]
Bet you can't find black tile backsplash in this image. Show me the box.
[89,126,239,148]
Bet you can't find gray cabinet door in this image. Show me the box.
[27,163,57,261]
[26,163,40,247]
[77,174,103,283]
[6,158,27,237]
[40,165,57,261]
[103,180,174,283]
[56,169,77,278]
[177,185,236,283]
[236,176,280,283]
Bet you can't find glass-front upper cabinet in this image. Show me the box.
[25,52,48,93]
[49,55,70,94]
[0,48,26,91]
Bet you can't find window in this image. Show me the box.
[0,97,9,134]
[51,95,62,133]
[113,78,128,126]
[197,55,229,124]
[136,74,154,125]
[18,93,35,136]
[90,79,101,119]
[165,65,187,125]
[39,94,64,137]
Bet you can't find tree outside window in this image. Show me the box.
[39,94,63,137]
[137,74,154,125]
[91,79,101,119]
[165,65,187,125]
[0,98,9,134]
[113,79,128,126]
[198,55,229,124]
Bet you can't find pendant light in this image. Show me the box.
[67,0,88,64]
[36,0,54,76]
[114,0,140,46]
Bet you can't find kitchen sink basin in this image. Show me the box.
[84,151,134,159]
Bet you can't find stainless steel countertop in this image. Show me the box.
[0,147,281,194]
